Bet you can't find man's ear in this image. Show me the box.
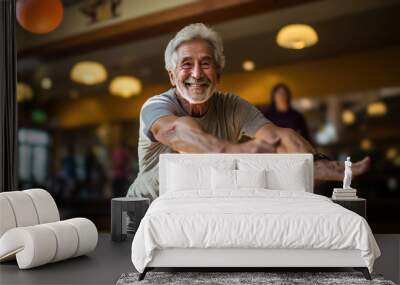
[168,70,176,86]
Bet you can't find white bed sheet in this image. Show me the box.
[131,190,380,273]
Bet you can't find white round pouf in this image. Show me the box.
[0,195,17,237]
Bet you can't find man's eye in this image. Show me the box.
[201,62,211,68]
[181,63,192,69]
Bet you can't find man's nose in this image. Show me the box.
[191,62,203,79]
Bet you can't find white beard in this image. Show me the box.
[176,83,215,104]
[174,74,216,104]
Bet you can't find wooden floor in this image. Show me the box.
[0,234,398,284]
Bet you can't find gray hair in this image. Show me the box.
[164,23,225,74]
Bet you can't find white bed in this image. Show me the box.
[131,154,380,280]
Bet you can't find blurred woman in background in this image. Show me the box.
[261,83,312,143]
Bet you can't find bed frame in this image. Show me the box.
[138,154,372,281]
[140,249,371,280]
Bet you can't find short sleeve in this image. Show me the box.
[234,96,270,138]
[140,95,178,142]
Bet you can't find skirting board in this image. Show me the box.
[148,248,366,268]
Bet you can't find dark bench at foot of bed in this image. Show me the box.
[138,267,372,281]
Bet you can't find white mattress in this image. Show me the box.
[131,190,380,273]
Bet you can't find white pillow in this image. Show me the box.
[166,159,236,192]
[238,159,308,191]
[211,168,236,190]
[211,169,267,190]
[266,162,308,191]
[236,169,267,188]
[167,162,211,191]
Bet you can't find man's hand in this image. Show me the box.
[223,138,279,153]
[255,123,371,181]
[255,123,314,153]
[314,156,371,181]
[276,128,314,153]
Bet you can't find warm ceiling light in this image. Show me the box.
[342,110,355,125]
[276,24,318,50]
[360,138,372,151]
[17,82,34,102]
[109,76,142,98]
[70,61,107,85]
[367,101,387,116]
[242,60,255,72]
[41,77,52,89]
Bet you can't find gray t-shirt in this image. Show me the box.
[126,88,269,200]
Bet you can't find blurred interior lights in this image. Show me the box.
[276,24,318,50]
[342,110,355,125]
[41,77,52,89]
[242,60,255,72]
[32,109,48,124]
[386,147,398,160]
[394,156,400,167]
[109,76,142,98]
[17,82,34,102]
[299,98,313,111]
[387,177,398,191]
[70,61,107,85]
[315,123,337,145]
[360,138,372,151]
[367,101,387,116]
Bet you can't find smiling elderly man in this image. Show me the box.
[126,23,370,200]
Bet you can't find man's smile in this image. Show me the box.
[184,83,209,90]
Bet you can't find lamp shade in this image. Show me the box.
[277,24,318,50]
[70,61,107,85]
[109,76,142,98]
[16,0,64,34]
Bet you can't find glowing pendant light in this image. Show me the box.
[277,24,318,50]
[70,61,108,85]
[109,76,142,98]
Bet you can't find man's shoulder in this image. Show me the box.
[143,88,176,106]
[213,90,242,103]
[214,90,236,97]
[213,91,255,108]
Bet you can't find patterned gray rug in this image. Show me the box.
[116,271,395,285]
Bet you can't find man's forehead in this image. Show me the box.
[176,39,214,59]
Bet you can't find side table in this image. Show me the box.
[111,197,150,242]
[331,197,366,219]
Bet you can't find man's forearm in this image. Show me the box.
[155,116,229,153]
[256,123,315,154]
